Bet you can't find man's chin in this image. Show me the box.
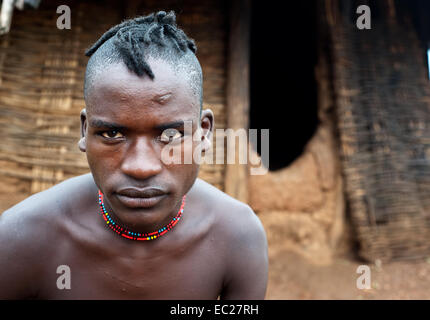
[115,207,167,230]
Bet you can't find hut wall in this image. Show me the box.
[248,78,346,266]
[0,0,228,211]
[328,0,430,262]
[250,0,430,264]
[248,9,346,265]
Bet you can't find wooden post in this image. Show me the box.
[224,0,251,203]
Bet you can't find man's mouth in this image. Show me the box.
[115,187,168,208]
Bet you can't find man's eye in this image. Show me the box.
[101,130,124,139]
[160,128,183,143]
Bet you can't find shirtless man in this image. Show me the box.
[0,11,268,299]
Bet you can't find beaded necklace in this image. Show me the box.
[98,190,186,241]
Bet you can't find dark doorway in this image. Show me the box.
[396,0,430,79]
[250,0,319,171]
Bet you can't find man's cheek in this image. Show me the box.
[160,139,193,166]
[85,149,114,175]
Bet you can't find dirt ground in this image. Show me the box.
[2,194,430,300]
[266,244,430,300]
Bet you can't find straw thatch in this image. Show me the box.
[326,0,430,261]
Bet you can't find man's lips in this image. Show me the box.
[116,187,167,198]
[115,187,168,208]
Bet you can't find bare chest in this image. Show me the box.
[38,234,224,299]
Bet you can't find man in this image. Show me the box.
[0,11,268,299]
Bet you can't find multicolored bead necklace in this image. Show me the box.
[98,190,186,241]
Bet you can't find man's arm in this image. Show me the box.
[0,206,45,299]
[220,205,268,300]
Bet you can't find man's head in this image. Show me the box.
[83,10,203,108]
[79,11,213,232]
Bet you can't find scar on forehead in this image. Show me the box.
[152,92,172,104]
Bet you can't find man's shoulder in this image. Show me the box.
[192,178,266,245]
[192,179,268,299]
[0,174,94,298]
[0,173,95,244]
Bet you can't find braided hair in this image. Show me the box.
[84,11,202,106]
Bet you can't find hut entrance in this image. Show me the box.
[250,0,319,171]
[400,0,430,79]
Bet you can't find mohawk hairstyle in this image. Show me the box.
[85,10,197,79]
[83,10,202,107]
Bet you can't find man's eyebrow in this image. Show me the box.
[89,119,127,130]
[155,120,192,131]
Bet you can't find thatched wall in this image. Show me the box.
[327,0,430,261]
[0,0,227,199]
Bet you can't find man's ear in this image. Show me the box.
[200,109,214,152]
[78,108,87,152]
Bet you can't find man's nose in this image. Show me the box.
[120,137,162,180]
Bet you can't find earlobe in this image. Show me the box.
[200,109,214,152]
[78,137,86,152]
[201,135,212,152]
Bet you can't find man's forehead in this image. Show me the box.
[91,65,180,98]
[87,61,198,111]
[86,94,199,124]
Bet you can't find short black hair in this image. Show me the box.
[84,11,203,107]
